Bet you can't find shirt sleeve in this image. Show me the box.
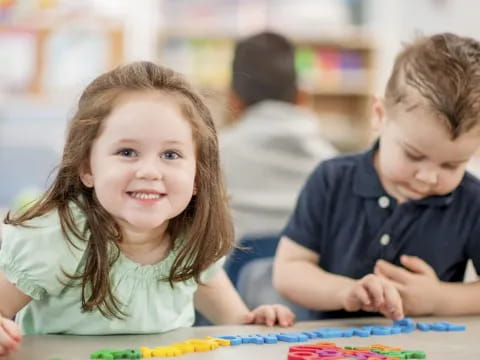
[0,212,86,300]
[199,257,226,283]
[281,161,330,254]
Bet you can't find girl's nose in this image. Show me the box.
[135,158,162,180]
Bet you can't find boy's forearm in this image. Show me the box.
[274,261,355,311]
[433,281,480,315]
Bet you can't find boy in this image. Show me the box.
[273,33,480,320]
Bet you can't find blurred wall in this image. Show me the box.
[367,0,480,95]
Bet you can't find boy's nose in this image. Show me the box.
[415,170,438,185]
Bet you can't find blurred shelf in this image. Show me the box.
[156,31,376,151]
[160,29,374,49]
[160,30,374,48]
[309,88,371,96]
[0,20,124,96]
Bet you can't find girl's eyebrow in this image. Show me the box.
[115,138,138,144]
[114,139,184,145]
[161,140,185,146]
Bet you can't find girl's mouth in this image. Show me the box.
[127,191,165,200]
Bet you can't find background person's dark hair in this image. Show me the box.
[232,31,297,107]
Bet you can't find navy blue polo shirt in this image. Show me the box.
[282,143,480,319]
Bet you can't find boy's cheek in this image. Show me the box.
[382,158,413,181]
[437,173,464,195]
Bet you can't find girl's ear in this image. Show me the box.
[79,162,94,188]
[371,96,386,132]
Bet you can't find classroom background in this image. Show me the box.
[1,0,479,234]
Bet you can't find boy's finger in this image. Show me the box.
[382,281,404,320]
[400,255,436,276]
[375,272,405,293]
[375,260,411,284]
[353,285,371,308]
[363,276,384,307]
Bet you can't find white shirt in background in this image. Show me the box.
[220,100,338,240]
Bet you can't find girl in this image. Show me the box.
[0,62,294,358]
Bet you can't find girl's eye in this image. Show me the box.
[117,148,137,157]
[161,151,180,160]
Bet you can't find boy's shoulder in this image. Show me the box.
[322,151,364,167]
[311,150,366,182]
[460,171,480,197]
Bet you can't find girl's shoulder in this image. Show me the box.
[2,202,87,247]
[0,203,88,299]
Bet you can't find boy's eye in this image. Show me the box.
[161,151,180,160]
[405,151,423,161]
[441,163,460,170]
[117,148,137,157]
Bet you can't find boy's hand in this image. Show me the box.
[242,304,295,327]
[374,255,441,316]
[0,316,21,360]
[341,274,404,320]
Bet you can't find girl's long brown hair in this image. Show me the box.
[4,61,235,318]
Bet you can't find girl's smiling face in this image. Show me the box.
[80,91,197,237]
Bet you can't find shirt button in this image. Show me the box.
[380,234,390,246]
[378,196,390,208]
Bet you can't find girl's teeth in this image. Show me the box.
[130,192,161,199]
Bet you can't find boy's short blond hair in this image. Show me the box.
[385,33,480,139]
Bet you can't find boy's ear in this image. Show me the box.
[371,96,386,132]
[79,162,94,188]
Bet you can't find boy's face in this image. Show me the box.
[372,98,480,203]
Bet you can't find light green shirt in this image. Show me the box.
[0,205,223,335]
